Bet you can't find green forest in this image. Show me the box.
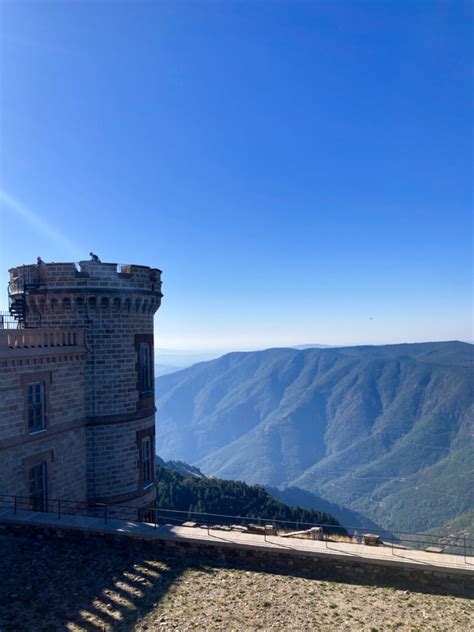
[155,461,341,529]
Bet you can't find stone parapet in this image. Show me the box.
[9,262,162,327]
[0,328,85,351]
[9,261,162,295]
[0,513,471,598]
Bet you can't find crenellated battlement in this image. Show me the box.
[8,261,162,324]
[9,261,162,295]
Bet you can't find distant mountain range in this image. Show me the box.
[155,364,185,378]
[155,341,474,536]
[292,344,335,349]
[154,344,335,376]
[154,350,224,377]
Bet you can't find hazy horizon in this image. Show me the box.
[155,339,473,362]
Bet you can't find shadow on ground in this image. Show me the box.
[0,532,199,631]
[0,528,471,631]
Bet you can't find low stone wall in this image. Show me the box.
[1,520,472,598]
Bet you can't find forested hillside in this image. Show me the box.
[155,341,473,534]
[155,460,341,528]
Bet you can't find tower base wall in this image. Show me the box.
[86,414,156,504]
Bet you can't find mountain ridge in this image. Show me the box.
[155,341,473,534]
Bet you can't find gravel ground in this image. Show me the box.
[0,534,472,632]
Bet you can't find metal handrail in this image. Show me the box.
[0,493,471,558]
[0,311,19,330]
[8,265,44,294]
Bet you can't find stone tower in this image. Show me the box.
[8,260,162,511]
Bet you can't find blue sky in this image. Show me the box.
[0,1,472,350]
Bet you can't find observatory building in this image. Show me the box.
[0,259,162,516]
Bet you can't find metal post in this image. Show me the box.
[464,537,466,564]
[264,524,267,542]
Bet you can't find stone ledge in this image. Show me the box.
[0,509,472,598]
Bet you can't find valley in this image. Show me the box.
[155,341,474,535]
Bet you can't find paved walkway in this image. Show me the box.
[0,508,472,576]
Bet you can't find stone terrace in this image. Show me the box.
[0,527,473,631]
[0,507,472,598]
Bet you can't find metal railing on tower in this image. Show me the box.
[7,264,44,327]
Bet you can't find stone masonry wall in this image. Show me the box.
[86,415,155,502]
[10,261,161,416]
[0,520,472,598]
[0,427,87,505]
[8,260,162,507]
[0,350,88,504]
[10,261,161,417]
[0,352,86,442]
[84,309,154,417]
[9,261,161,295]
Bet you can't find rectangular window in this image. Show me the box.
[29,461,48,512]
[138,342,152,394]
[27,382,46,433]
[141,436,153,487]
